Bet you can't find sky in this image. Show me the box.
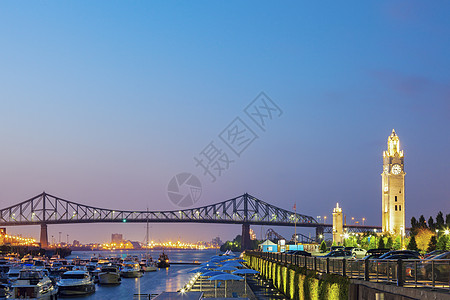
[1,1,449,244]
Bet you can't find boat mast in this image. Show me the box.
[146,207,149,255]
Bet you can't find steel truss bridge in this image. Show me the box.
[0,192,381,249]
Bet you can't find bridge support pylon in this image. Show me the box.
[241,223,251,251]
[40,223,48,248]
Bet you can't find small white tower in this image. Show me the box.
[332,203,344,245]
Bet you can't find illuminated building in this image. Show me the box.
[111,233,123,244]
[382,129,405,236]
[332,203,343,244]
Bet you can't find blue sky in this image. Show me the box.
[1,1,449,244]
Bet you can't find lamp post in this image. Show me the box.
[343,233,349,247]
[373,229,377,248]
[362,218,366,226]
[324,216,327,224]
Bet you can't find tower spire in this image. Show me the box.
[382,130,405,236]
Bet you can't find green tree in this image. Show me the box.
[392,236,402,250]
[378,236,385,249]
[428,216,435,230]
[418,215,427,229]
[386,236,393,249]
[368,236,378,249]
[446,214,450,227]
[332,240,337,247]
[427,235,437,252]
[344,235,357,248]
[410,217,418,235]
[407,236,418,251]
[436,235,448,250]
[360,236,369,249]
[320,240,327,253]
[436,212,444,229]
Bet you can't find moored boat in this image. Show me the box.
[120,262,142,278]
[140,256,157,272]
[157,252,170,268]
[98,266,121,285]
[56,270,95,296]
[8,268,58,299]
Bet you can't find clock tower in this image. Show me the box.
[382,129,405,235]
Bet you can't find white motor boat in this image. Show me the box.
[56,270,95,296]
[120,262,143,278]
[8,269,58,300]
[98,266,121,285]
[139,257,157,272]
[6,267,21,283]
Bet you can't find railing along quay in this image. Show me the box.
[246,250,450,291]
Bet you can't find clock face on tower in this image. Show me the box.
[391,164,402,175]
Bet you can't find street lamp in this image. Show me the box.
[324,216,327,224]
[445,229,449,235]
[362,218,365,226]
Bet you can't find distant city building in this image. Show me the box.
[382,129,406,236]
[0,228,6,235]
[73,240,80,246]
[111,233,123,243]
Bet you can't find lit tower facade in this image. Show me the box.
[382,129,405,235]
[332,203,343,245]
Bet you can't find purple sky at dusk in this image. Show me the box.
[1,1,449,244]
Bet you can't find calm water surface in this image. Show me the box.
[65,249,221,299]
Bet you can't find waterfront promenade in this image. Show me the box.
[188,277,257,299]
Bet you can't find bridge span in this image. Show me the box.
[0,192,380,249]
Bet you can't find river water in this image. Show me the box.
[65,249,221,299]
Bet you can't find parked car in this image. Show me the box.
[321,250,353,259]
[363,248,391,260]
[381,253,421,260]
[330,246,344,252]
[350,248,367,258]
[378,250,421,259]
[417,251,450,282]
[375,252,421,276]
[288,250,312,257]
[423,250,447,259]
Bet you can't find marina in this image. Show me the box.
[0,249,227,299]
